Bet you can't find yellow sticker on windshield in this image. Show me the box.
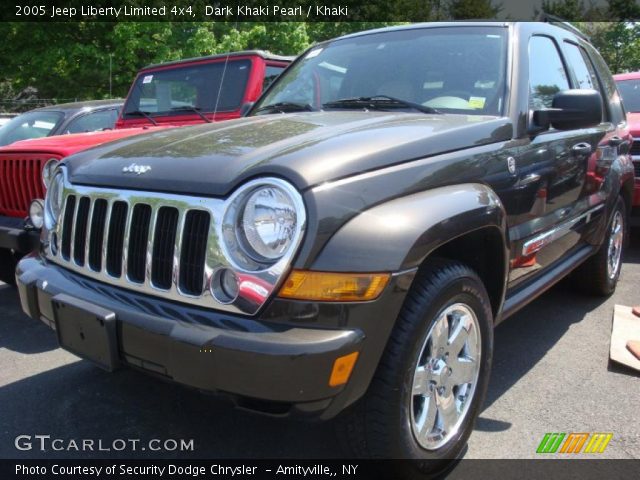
[468,96,486,109]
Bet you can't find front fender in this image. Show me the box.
[310,183,508,272]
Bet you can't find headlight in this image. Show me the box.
[41,158,59,188]
[29,199,44,229]
[44,171,64,229]
[238,186,298,261]
[222,178,305,271]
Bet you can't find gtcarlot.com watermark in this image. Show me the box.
[15,435,194,452]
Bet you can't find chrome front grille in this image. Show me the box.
[46,172,306,316]
[58,192,211,297]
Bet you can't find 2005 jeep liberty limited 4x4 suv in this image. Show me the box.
[16,22,635,466]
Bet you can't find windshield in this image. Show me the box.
[616,79,640,113]
[254,26,508,116]
[0,110,64,146]
[123,59,251,118]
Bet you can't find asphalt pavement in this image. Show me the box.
[1,233,639,460]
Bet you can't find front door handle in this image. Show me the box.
[571,142,592,156]
[517,173,542,187]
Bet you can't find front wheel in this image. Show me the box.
[338,259,493,471]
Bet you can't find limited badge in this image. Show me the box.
[507,156,517,175]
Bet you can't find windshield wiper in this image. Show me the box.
[126,110,158,126]
[170,106,212,123]
[254,102,316,115]
[323,95,440,114]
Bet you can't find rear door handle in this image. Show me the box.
[571,142,592,156]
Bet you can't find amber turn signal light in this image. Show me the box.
[329,352,360,387]
[278,270,390,302]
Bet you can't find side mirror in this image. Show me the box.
[532,89,602,131]
[239,102,255,117]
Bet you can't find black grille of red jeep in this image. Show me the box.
[630,140,640,157]
[0,154,56,218]
[634,160,640,178]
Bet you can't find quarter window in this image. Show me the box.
[528,36,569,110]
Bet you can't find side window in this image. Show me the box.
[564,42,596,89]
[263,65,285,92]
[66,109,118,134]
[528,36,570,110]
[583,43,625,124]
[563,41,607,121]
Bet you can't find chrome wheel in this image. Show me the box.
[607,210,624,280]
[410,303,481,450]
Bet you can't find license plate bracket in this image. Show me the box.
[52,293,119,371]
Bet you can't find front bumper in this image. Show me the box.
[16,256,412,419]
[0,215,39,253]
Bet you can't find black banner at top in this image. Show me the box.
[3,0,640,22]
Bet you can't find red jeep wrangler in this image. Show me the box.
[0,50,292,283]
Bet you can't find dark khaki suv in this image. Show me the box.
[17,22,634,472]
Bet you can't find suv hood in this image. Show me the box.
[66,111,512,196]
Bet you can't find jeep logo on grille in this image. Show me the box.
[122,163,151,175]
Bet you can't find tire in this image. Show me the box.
[575,196,626,296]
[337,259,493,473]
[0,249,17,286]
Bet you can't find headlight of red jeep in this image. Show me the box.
[41,158,59,188]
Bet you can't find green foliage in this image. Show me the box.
[577,22,640,74]
[537,0,640,74]
[4,0,638,107]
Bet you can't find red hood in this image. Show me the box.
[627,112,640,137]
[0,126,167,157]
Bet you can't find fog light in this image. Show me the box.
[329,352,359,387]
[211,268,240,304]
[29,199,45,229]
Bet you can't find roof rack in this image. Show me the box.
[538,13,590,41]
